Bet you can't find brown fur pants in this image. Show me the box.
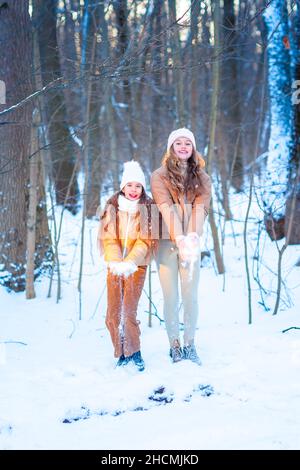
[105,266,147,358]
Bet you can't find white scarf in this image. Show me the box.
[118,194,140,214]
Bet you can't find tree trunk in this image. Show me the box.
[0,0,33,291]
[188,0,200,131]
[26,113,39,299]
[99,0,119,191]
[113,0,137,158]
[34,0,79,213]
[80,1,103,218]
[263,0,292,240]
[206,0,225,275]
[198,2,211,150]
[32,7,53,276]
[150,0,163,172]
[285,0,300,244]
[168,0,186,126]
[59,0,81,130]
[221,0,244,192]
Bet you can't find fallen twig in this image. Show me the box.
[282,327,300,334]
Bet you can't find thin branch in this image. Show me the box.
[0,77,65,117]
[282,327,300,333]
[0,341,27,346]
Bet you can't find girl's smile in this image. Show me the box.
[173,137,193,160]
[123,182,143,201]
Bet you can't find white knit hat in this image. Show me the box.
[167,128,196,151]
[120,160,146,190]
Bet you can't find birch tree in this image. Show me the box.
[263,0,292,240]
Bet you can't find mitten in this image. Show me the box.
[118,261,138,277]
[175,235,186,257]
[176,233,202,262]
[107,261,137,277]
[107,261,121,275]
[185,232,201,258]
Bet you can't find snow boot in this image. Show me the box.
[116,354,130,367]
[183,344,202,365]
[169,341,183,363]
[131,351,145,371]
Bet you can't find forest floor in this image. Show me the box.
[1,193,300,450]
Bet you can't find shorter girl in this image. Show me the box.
[98,161,154,371]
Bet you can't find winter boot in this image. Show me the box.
[169,340,183,363]
[183,344,202,365]
[116,354,130,367]
[131,351,145,371]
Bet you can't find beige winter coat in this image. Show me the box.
[97,195,153,266]
[150,165,212,241]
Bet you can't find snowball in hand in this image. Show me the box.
[108,261,137,277]
[179,233,201,262]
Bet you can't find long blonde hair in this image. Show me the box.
[162,147,206,195]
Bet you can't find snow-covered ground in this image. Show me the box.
[0,193,300,450]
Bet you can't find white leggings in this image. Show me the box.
[156,240,200,346]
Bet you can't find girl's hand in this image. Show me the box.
[119,261,138,277]
[107,261,120,275]
[186,232,201,247]
[175,235,186,251]
[177,233,202,262]
[107,261,137,277]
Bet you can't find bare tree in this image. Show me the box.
[34,0,79,212]
[80,1,103,218]
[207,0,225,275]
[26,111,39,299]
[168,0,186,126]
[99,0,119,191]
[113,0,137,158]
[220,0,243,193]
[150,0,164,172]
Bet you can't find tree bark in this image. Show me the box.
[99,0,119,191]
[206,0,225,275]
[34,0,79,213]
[285,0,300,244]
[81,1,103,218]
[32,7,54,276]
[59,0,81,130]
[221,0,243,192]
[188,0,200,132]
[113,0,137,158]
[263,0,292,239]
[26,113,39,299]
[0,0,33,291]
[168,0,186,126]
[150,0,163,172]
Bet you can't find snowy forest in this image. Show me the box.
[0,0,300,451]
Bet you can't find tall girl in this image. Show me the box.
[151,128,212,364]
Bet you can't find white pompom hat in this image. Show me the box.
[120,160,146,190]
[167,128,196,152]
